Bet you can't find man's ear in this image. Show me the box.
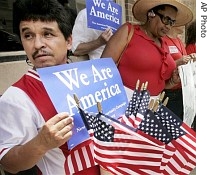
[147,10,155,17]
[66,35,72,50]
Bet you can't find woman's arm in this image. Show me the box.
[101,23,130,64]
[175,53,196,67]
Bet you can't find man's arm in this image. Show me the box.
[73,28,113,56]
[0,112,73,174]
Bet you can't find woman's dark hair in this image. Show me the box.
[150,4,178,14]
[186,20,196,45]
[13,0,72,40]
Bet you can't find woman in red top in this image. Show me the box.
[101,0,193,98]
[162,26,194,120]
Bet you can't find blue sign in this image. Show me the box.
[37,58,128,149]
[86,0,122,32]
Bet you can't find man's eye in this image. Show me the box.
[24,33,32,39]
[44,32,53,37]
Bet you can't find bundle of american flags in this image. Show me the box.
[73,80,196,175]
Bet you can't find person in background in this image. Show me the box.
[101,0,193,100]
[186,20,196,131]
[71,8,113,60]
[0,0,99,174]
[58,0,77,28]
[162,26,195,120]
[186,20,196,54]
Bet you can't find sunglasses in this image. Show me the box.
[154,11,176,27]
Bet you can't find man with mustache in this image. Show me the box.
[0,0,100,174]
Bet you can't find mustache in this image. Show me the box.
[32,49,53,59]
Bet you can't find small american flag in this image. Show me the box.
[125,80,141,117]
[125,88,140,117]
[66,107,98,174]
[95,112,167,175]
[153,111,190,175]
[122,88,150,128]
[123,84,141,127]
[135,89,150,125]
[67,139,96,174]
[156,105,196,175]
[78,107,166,175]
[137,109,180,174]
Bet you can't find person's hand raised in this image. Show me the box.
[99,28,113,44]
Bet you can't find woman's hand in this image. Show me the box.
[165,69,180,89]
[176,53,196,66]
[171,69,181,84]
[189,53,196,62]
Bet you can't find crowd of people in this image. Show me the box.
[0,0,196,174]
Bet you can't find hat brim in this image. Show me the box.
[132,0,193,26]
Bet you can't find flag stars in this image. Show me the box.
[150,123,154,127]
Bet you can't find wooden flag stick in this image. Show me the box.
[140,82,144,91]
[97,102,103,113]
[163,97,169,106]
[73,94,80,107]
[156,93,161,101]
[148,99,154,110]
[156,91,165,103]
[159,91,165,102]
[143,81,148,90]
[136,79,140,90]
[152,100,159,112]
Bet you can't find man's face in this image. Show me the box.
[20,20,72,68]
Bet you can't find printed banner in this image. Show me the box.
[37,58,128,149]
[86,0,122,32]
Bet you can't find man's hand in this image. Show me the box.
[37,112,74,151]
[99,28,113,44]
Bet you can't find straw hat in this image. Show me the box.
[132,0,193,26]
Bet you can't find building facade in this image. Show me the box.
[0,0,196,33]
[0,0,196,95]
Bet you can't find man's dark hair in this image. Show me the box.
[13,0,72,40]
